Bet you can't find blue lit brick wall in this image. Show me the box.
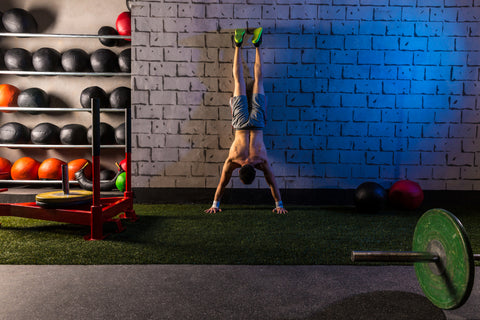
[131,0,480,191]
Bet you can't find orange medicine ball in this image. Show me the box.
[38,158,66,180]
[0,157,12,179]
[67,158,92,181]
[11,157,40,180]
[0,84,20,113]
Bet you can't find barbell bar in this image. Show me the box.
[351,208,477,310]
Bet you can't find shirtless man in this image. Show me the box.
[205,28,287,215]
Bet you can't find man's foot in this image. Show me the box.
[252,27,263,47]
[234,28,246,47]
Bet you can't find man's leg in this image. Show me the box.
[252,46,264,95]
[233,29,247,97]
[231,29,249,129]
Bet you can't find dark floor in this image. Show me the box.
[0,265,478,320]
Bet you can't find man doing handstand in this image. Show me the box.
[205,28,287,215]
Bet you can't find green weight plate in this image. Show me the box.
[413,208,474,310]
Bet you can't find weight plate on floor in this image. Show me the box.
[413,208,474,310]
[36,190,92,207]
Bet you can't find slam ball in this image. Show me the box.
[0,122,30,143]
[4,48,33,71]
[11,157,40,180]
[38,158,66,180]
[32,48,61,72]
[115,123,125,145]
[109,86,130,109]
[2,8,37,33]
[118,48,131,73]
[98,26,119,47]
[116,11,131,40]
[80,86,108,108]
[0,84,20,112]
[0,157,12,179]
[31,123,60,145]
[389,180,424,210]
[18,87,49,114]
[61,49,90,72]
[354,182,387,213]
[87,122,115,145]
[90,49,118,73]
[60,124,88,145]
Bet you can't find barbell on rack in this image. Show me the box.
[351,208,480,310]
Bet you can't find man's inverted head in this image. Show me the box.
[239,164,256,185]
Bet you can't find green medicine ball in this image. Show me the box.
[116,171,126,192]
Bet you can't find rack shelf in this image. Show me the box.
[0,107,126,112]
[0,70,130,76]
[0,144,124,149]
[0,32,131,40]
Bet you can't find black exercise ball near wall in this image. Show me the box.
[61,48,90,72]
[90,49,118,73]
[87,122,115,145]
[109,86,130,109]
[60,124,88,145]
[0,122,30,144]
[2,8,37,33]
[33,48,61,72]
[118,48,131,73]
[31,122,60,144]
[17,88,49,114]
[4,48,33,71]
[80,86,109,108]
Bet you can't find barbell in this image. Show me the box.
[351,208,479,310]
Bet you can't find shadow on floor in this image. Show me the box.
[306,290,445,320]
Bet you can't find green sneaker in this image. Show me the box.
[252,27,263,47]
[234,28,246,47]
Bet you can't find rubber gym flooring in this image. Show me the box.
[0,265,478,319]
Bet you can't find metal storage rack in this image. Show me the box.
[0,32,137,240]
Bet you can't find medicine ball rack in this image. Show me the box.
[0,32,137,240]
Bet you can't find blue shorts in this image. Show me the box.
[230,93,266,130]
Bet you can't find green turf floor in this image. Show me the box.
[0,204,478,265]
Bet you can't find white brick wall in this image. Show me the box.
[131,0,480,191]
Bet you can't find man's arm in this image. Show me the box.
[205,159,237,214]
[258,161,288,214]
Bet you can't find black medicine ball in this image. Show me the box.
[18,88,49,114]
[60,124,88,145]
[0,122,30,143]
[87,123,115,145]
[98,26,119,47]
[109,87,130,109]
[118,48,131,73]
[4,48,33,71]
[90,49,118,73]
[354,182,387,213]
[115,123,125,145]
[32,48,61,72]
[80,86,108,108]
[2,8,37,33]
[31,123,60,144]
[61,49,90,72]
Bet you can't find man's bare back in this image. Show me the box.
[227,130,267,169]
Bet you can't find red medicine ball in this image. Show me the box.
[11,157,40,180]
[0,157,12,179]
[116,11,131,41]
[38,158,66,180]
[389,180,424,210]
